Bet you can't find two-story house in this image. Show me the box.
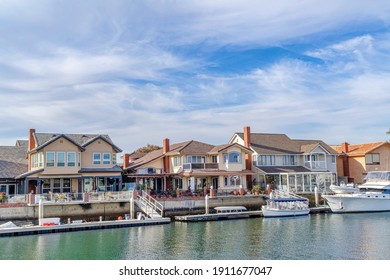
[123,139,253,194]
[15,129,122,195]
[229,127,338,193]
[332,141,390,184]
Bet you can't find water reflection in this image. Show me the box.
[2,213,390,260]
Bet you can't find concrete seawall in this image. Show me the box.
[0,195,266,223]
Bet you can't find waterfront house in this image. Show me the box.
[0,140,28,197]
[332,141,390,184]
[15,129,122,195]
[123,139,254,194]
[229,127,338,193]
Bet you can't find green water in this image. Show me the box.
[2,213,390,260]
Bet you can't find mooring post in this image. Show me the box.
[205,195,209,214]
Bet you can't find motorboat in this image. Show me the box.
[323,171,390,213]
[262,190,310,217]
[329,181,359,194]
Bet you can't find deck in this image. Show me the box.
[0,218,171,237]
[174,210,262,222]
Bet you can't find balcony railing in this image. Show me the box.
[304,161,326,170]
[183,163,219,170]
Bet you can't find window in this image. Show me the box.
[173,156,181,166]
[366,153,380,165]
[228,152,241,163]
[258,155,275,166]
[103,153,111,165]
[283,155,297,166]
[57,152,65,167]
[93,153,101,165]
[112,154,117,165]
[332,155,336,164]
[39,153,43,167]
[187,156,205,163]
[46,152,55,167]
[211,155,218,163]
[78,153,81,167]
[67,152,76,167]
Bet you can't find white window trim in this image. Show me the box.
[46,152,55,167]
[103,153,111,165]
[93,153,101,165]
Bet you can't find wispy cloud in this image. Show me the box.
[1,1,390,151]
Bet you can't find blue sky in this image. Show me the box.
[1,0,390,154]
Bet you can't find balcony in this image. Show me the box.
[304,161,326,170]
[183,163,219,170]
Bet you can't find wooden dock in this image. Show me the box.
[174,210,262,222]
[0,218,171,237]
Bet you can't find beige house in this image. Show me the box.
[332,142,390,184]
[230,126,338,193]
[123,139,254,194]
[16,129,122,195]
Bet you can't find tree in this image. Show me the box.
[134,144,161,153]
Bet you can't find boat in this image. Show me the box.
[329,181,359,194]
[323,171,390,213]
[174,206,262,222]
[262,191,310,217]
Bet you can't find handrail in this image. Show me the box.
[137,191,164,217]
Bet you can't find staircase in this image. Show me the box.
[135,191,164,219]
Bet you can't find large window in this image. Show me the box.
[283,155,297,166]
[67,152,76,167]
[103,153,111,165]
[31,152,43,168]
[187,156,205,163]
[112,154,117,165]
[366,153,380,165]
[46,152,55,167]
[93,153,101,165]
[173,156,181,166]
[228,152,241,163]
[258,155,275,166]
[57,152,65,167]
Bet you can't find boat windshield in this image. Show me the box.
[363,172,390,183]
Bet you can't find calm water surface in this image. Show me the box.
[1,212,390,260]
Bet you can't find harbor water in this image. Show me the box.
[1,212,390,260]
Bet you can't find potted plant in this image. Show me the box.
[252,185,261,195]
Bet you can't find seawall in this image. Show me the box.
[0,195,267,223]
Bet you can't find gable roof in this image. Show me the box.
[128,140,216,170]
[332,142,390,156]
[235,132,336,155]
[31,133,122,153]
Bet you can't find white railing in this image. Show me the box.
[136,191,164,218]
[0,191,133,205]
[304,161,326,170]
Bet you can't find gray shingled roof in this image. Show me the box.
[0,144,28,179]
[236,133,337,155]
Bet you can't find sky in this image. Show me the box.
[1,0,390,155]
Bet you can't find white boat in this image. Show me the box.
[323,171,390,213]
[262,191,310,217]
[329,182,359,194]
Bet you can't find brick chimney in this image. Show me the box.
[243,126,253,189]
[341,142,349,153]
[163,138,170,191]
[28,129,36,171]
[123,153,130,169]
[244,126,251,149]
[28,128,36,151]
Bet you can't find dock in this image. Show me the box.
[0,218,171,237]
[174,210,262,222]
